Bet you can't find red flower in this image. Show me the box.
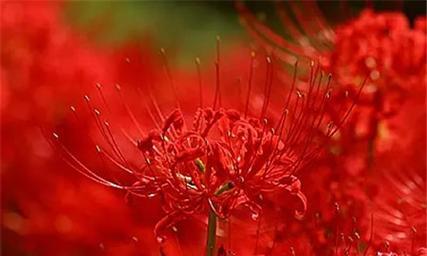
[1,2,166,255]
[238,2,426,254]
[52,42,359,254]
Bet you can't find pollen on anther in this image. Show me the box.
[334,202,340,212]
[262,118,268,125]
[345,90,349,97]
[370,70,380,80]
[354,231,361,240]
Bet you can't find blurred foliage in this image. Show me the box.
[63,1,425,68]
[64,1,244,67]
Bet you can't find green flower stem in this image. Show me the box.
[206,207,217,256]
[196,159,233,256]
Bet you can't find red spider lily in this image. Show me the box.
[237,2,426,160]
[223,158,425,255]
[371,167,426,254]
[237,2,426,255]
[369,92,426,254]
[236,4,426,167]
[50,39,361,254]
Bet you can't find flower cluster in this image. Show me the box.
[2,1,425,255]
[52,46,359,248]
[238,2,426,255]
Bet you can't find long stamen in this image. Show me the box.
[260,56,273,119]
[51,133,125,189]
[96,82,111,113]
[160,48,181,110]
[275,60,298,133]
[213,36,222,110]
[115,84,145,137]
[244,51,256,118]
[196,57,203,108]
[83,96,123,162]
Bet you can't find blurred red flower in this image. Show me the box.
[238,2,426,255]
[1,2,166,255]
